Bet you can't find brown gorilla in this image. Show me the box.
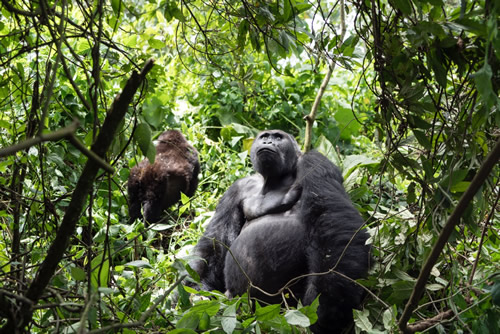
[128,130,199,224]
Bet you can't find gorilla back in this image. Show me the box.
[128,130,199,224]
[191,130,370,334]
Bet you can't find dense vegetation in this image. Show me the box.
[0,0,498,333]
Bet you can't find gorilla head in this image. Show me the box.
[250,130,301,178]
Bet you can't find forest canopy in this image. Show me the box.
[0,0,499,333]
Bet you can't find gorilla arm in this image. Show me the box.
[298,151,370,304]
[190,178,249,292]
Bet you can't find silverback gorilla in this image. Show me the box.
[128,130,199,224]
[191,130,370,333]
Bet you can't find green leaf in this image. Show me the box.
[343,154,380,180]
[426,283,445,291]
[392,0,413,15]
[429,49,447,88]
[440,169,468,189]
[165,1,186,22]
[90,253,109,288]
[185,263,201,283]
[71,267,85,281]
[491,280,500,306]
[111,0,122,17]
[189,300,220,316]
[177,312,200,330]
[334,106,361,140]
[124,260,152,268]
[299,296,319,325]
[257,7,275,23]
[473,64,495,107]
[249,27,261,51]
[353,309,373,331]
[382,307,396,330]
[134,123,155,164]
[148,38,165,50]
[255,304,280,321]
[237,20,248,50]
[407,182,417,204]
[295,3,312,14]
[230,136,243,147]
[168,330,197,334]
[451,19,486,36]
[450,181,470,193]
[413,130,431,150]
[284,309,310,327]
[279,30,290,53]
[388,281,416,304]
[282,0,292,21]
[198,312,210,331]
[222,303,237,333]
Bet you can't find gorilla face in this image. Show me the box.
[250,130,300,178]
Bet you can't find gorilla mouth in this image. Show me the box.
[257,147,275,155]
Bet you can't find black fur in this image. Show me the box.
[191,130,370,333]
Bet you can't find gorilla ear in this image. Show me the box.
[286,133,302,157]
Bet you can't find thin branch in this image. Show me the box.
[0,120,79,157]
[87,275,186,334]
[68,134,114,174]
[398,137,500,333]
[60,53,92,111]
[468,184,500,284]
[405,309,455,333]
[0,0,41,16]
[37,0,67,136]
[0,120,114,174]
[303,0,346,152]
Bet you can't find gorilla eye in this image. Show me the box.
[275,134,282,140]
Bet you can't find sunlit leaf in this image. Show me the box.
[177,312,200,329]
[222,303,237,333]
[255,304,280,321]
[124,260,152,268]
[134,123,155,164]
[91,254,110,288]
[284,309,310,327]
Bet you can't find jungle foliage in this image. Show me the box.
[0,0,498,333]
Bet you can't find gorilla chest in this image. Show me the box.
[241,176,300,221]
[224,214,308,300]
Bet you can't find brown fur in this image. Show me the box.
[128,130,199,224]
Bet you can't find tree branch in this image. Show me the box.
[0,120,114,174]
[405,309,454,333]
[0,0,41,16]
[398,137,500,333]
[0,58,154,334]
[0,120,79,157]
